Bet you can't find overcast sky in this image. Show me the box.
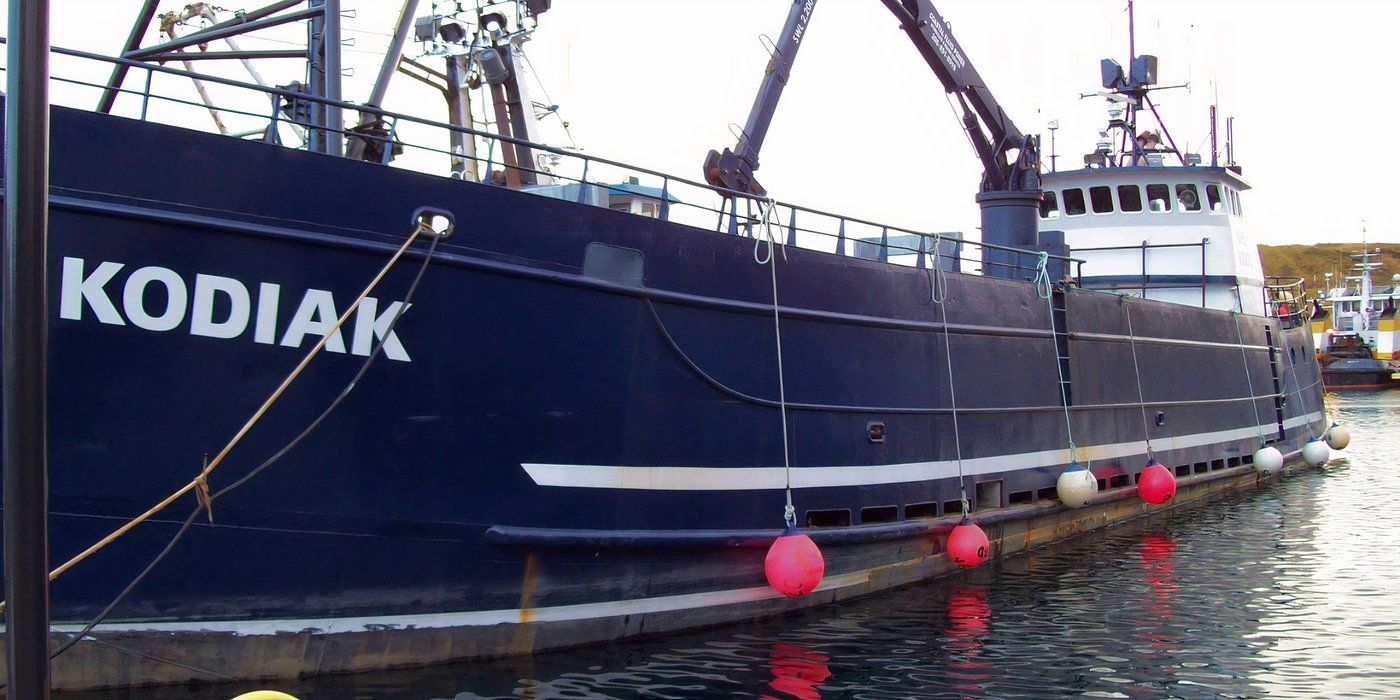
[11,0,1399,244]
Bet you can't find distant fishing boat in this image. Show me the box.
[1311,236,1399,389]
[0,0,1330,690]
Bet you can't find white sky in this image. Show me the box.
[8,0,1399,244]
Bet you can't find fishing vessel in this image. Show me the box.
[1,0,1331,690]
[1311,239,1399,389]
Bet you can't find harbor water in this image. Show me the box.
[79,392,1400,699]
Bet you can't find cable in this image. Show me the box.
[1121,296,1154,461]
[1036,252,1081,465]
[1231,310,1267,446]
[757,199,795,527]
[928,233,948,304]
[49,233,442,659]
[931,256,970,516]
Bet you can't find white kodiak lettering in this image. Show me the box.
[123,266,188,331]
[59,257,414,362]
[190,274,251,339]
[352,297,412,362]
[280,289,348,353]
[59,257,126,325]
[254,282,280,345]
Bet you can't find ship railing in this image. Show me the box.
[21,40,1084,285]
[1073,238,1211,307]
[1263,276,1306,329]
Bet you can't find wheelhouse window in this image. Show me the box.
[1206,183,1224,213]
[1063,188,1087,216]
[1175,184,1202,212]
[1040,191,1060,219]
[1090,186,1114,213]
[1146,184,1172,212]
[1117,184,1143,212]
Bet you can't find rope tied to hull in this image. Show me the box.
[1279,320,1321,440]
[1120,295,1155,461]
[1036,253,1083,467]
[758,198,795,527]
[928,233,949,304]
[3,211,450,639]
[1032,250,1053,300]
[930,257,970,517]
[1231,310,1269,447]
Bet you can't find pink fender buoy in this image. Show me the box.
[765,529,824,597]
[1137,461,1177,505]
[947,517,990,568]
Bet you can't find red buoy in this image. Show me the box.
[1137,461,1176,505]
[765,530,824,597]
[947,518,990,568]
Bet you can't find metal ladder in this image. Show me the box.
[1052,289,1073,406]
[1263,325,1286,441]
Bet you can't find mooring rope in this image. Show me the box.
[1279,326,1320,439]
[928,233,949,304]
[931,248,970,516]
[1034,252,1082,466]
[1231,310,1268,446]
[47,225,445,659]
[1120,295,1155,462]
[757,199,796,527]
[0,216,445,621]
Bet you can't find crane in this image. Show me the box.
[703,0,1045,278]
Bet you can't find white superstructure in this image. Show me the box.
[1039,165,1265,315]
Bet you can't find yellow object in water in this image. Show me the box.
[230,692,300,700]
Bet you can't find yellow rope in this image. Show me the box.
[0,222,431,613]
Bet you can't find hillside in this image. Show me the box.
[1258,243,1400,291]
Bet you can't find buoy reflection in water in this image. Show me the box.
[760,642,829,700]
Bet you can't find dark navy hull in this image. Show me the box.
[4,106,1327,688]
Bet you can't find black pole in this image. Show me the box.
[4,0,53,696]
[95,0,160,113]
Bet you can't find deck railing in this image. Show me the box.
[1073,238,1211,306]
[1263,276,1306,329]
[10,40,1084,284]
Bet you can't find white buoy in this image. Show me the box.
[1253,445,1284,476]
[1056,463,1097,508]
[1325,423,1351,451]
[1302,438,1330,468]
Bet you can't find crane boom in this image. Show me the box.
[704,0,1038,196]
[705,0,1045,281]
[703,0,818,196]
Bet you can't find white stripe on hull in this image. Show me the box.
[522,412,1324,491]
[57,416,1323,640]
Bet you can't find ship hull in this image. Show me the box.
[1321,360,1400,390]
[2,106,1328,690]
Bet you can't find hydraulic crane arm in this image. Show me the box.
[703,0,818,196]
[879,0,1035,191]
[705,0,1039,196]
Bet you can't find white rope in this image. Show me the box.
[1279,325,1319,439]
[931,264,970,517]
[1036,253,1082,465]
[758,199,795,527]
[1231,311,1268,446]
[928,233,948,304]
[1121,296,1155,461]
[1032,250,1054,301]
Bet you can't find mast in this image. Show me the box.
[5,0,54,695]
